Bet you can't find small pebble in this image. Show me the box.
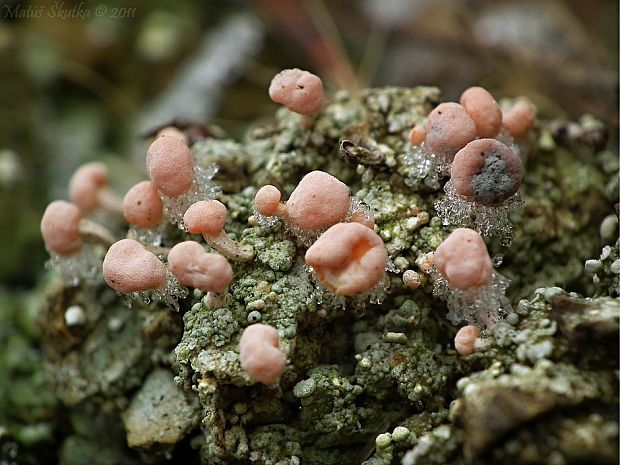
[600,215,618,242]
[585,259,603,274]
[108,317,123,332]
[600,246,612,261]
[293,378,317,398]
[383,332,407,343]
[402,270,425,289]
[247,299,266,310]
[64,305,86,327]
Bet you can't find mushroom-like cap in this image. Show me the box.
[454,325,480,356]
[460,86,502,138]
[123,181,163,229]
[239,323,286,384]
[268,68,324,115]
[102,239,167,293]
[408,125,426,145]
[434,228,493,290]
[68,162,108,214]
[425,102,477,160]
[287,171,350,231]
[167,241,233,292]
[156,126,187,143]
[41,200,82,256]
[305,222,387,296]
[255,185,281,216]
[451,139,523,206]
[502,99,536,138]
[146,135,194,197]
[184,200,227,236]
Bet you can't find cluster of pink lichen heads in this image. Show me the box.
[407,86,534,244]
[101,237,234,311]
[40,67,543,374]
[120,131,217,244]
[253,170,387,300]
[41,186,117,285]
[41,128,223,300]
[100,132,232,308]
[430,228,512,355]
[126,133,219,236]
[409,86,536,155]
[254,170,374,243]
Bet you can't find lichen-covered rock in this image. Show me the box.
[39,86,618,465]
[40,283,182,406]
[122,368,199,451]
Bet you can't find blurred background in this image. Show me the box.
[0,0,618,288]
[0,0,617,462]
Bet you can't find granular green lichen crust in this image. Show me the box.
[40,86,618,464]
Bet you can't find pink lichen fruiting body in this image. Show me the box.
[451,138,523,206]
[408,125,426,145]
[305,222,387,296]
[41,200,83,256]
[146,135,194,197]
[454,325,480,356]
[287,171,350,231]
[503,99,536,138]
[68,162,108,214]
[183,200,254,262]
[102,239,167,294]
[460,86,502,138]
[184,200,227,236]
[424,102,477,161]
[167,241,233,293]
[123,181,163,229]
[434,228,493,290]
[255,185,282,216]
[239,324,286,384]
[268,68,324,116]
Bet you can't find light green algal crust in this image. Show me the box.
[504,143,616,299]
[586,233,619,298]
[39,86,618,464]
[353,299,456,408]
[398,288,618,465]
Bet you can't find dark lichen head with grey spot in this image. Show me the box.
[451,139,523,206]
